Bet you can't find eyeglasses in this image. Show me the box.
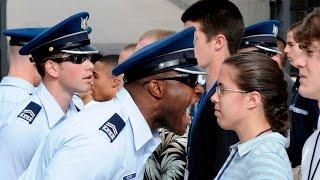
[47,54,92,64]
[215,85,248,95]
[146,74,203,88]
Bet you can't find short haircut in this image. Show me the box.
[224,52,289,134]
[138,29,175,41]
[296,7,320,48]
[181,0,244,54]
[95,54,119,68]
[122,43,137,52]
[33,53,68,77]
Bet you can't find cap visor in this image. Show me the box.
[174,66,207,75]
[255,45,282,54]
[61,45,99,54]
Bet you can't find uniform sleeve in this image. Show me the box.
[247,153,293,180]
[39,131,118,180]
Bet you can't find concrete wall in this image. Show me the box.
[6,0,184,54]
[2,0,271,77]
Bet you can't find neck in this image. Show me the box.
[43,79,73,113]
[8,46,37,86]
[235,112,271,143]
[125,85,158,131]
[205,51,230,90]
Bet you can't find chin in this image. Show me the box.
[217,119,232,131]
[298,87,315,100]
[173,129,186,136]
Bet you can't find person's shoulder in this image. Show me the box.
[303,129,320,151]
[251,133,287,155]
[47,99,127,144]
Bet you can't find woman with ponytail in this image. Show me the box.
[211,52,293,179]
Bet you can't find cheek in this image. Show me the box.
[218,98,242,129]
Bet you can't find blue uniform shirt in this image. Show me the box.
[0,83,78,180]
[0,76,35,128]
[20,87,161,180]
[215,132,293,180]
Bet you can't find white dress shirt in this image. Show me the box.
[301,128,320,180]
[0,83,78,180]
[20,87,161,180]
[0,76,35,128]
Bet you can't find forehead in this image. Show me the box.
[218,64,237,84]
[94,61,113,72]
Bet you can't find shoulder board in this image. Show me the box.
[99,113,125,142]
[18,101,42,124]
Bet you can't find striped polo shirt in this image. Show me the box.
[215,132,293,180]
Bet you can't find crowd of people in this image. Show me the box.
[0,0,320,179]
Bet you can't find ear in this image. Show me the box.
[246,91,262,110]
[147,80,166,99]
[213,34,227,51]
[44,60,59,78]
[111,77,121,88]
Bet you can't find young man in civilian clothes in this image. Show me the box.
[181,1,245,179]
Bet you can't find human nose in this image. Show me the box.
[295,54,307,69]
[191,84,205,104]
[284,44,289,54]
[210,91,219,103]
[83,59,94,71]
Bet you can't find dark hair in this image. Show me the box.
[33,53,68,77]
[296,7,320,48]
[288,21,302,42]
[94,54,119,67]
[181,0,244,54]
[224,52,289,134]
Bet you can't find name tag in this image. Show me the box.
[290,105,308,115]
[123,173,136,180]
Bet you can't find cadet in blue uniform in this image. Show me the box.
[0,12,98,180]
[20,27,205,180]
[0,28,47,128]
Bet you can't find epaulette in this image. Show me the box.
[99,113,125,142]
[17,101,42,124]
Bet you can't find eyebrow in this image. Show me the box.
[93,71,99,77]
[218,82,225,87]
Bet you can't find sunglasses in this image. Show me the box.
[46,54,92,64]
[155,74,202,88]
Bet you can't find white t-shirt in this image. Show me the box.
[301,129,320,180]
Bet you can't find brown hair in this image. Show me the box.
[296,7,320,48]
[181,0,244,54]
[224,52,289,134]
[288,21,302,42]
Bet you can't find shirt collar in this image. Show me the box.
[0,76,35,94]
[36,83,77,128]
[116,87,161,151]
[231,132,287,157]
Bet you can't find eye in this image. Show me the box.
[307,49,314,55]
